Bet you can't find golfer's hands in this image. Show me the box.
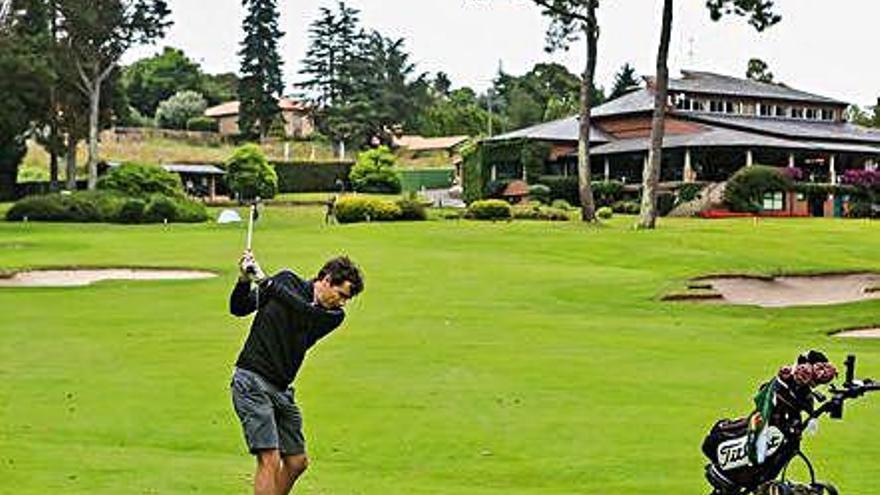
[238,250,266,283]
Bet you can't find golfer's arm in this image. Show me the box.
[229,281,258,316]
[262,274,343,322]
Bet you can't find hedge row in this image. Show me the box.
[272,161,354,193]
[5,191,208,223]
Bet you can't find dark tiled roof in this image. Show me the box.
[588,125,813,155]
[593,88,655,117]
[662,70,847,106]
[586,124,880,156]
[485,115,612,143]
[683,113,880,144]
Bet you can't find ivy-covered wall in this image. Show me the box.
[461,138,551,203]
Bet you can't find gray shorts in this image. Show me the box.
[230,367,305,456]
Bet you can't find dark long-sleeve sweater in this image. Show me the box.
[230,270,345,389]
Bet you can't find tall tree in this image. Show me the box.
[0,0,53,200]
[746,57,774,83]
[297,1,363,108]
[123,46,203,116]
[57,0,170,189]
[238,0,285,140]
[530,0,600,222]
[637,0,780,229]
[609,63,639,100]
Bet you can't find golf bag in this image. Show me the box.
[702,352,877,495]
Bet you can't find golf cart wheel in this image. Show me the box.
[811,482,839,495]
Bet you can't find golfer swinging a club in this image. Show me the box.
[230,250,364,495]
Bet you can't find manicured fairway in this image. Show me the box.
[1,209,879,494]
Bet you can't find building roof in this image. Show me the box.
[682,113,880,144]
[205,98,308,118]
[588,125,812,156]
[394,135,470,151]
[660,70,847,106]
[593,88,655,117]
[162,164,226,175]
[486,115,613,143]
[586,124,880,156]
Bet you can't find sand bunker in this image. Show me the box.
[0,268,217,287]
[684,273,880,308]
[835,327,880,339]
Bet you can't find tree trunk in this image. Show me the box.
[577,2,599,222]
[66,134,77,191]
[638,0,674,229]
[49,149,59,191]
[87,77,101,190]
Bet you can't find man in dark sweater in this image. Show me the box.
[230,251,364,495]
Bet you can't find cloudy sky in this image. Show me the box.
[124,1,880,107]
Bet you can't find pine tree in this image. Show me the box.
[298,1,363,107]
[238,0,285,139]
[609,63,639,100]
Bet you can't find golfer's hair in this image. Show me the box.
[316,256,364,296]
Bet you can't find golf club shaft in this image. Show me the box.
[246,203,255,251]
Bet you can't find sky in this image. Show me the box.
[124,1,880,107]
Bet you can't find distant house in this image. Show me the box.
[482,70,880,217]
[204,98,314,138]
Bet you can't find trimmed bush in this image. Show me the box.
[117,199,146,224]
[596,206,613,219]
[351,146,402,194]
[551,199,575,211]
[334,196,403,223]
[186,116,219,132]
[98,162,184,198]
[395,197,427,221]
[611,200,640,215]
[528,183,551,204]
[537,175,578,205]
[6,191,127,222]
[466,199,512,220]
[226,143,279,200]
[592,180,624,207]
[143,194,208,223]
[724,165,792,213]
[511,203,570,221]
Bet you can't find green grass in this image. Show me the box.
[1,213,880,494]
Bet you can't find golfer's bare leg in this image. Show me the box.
[278,454,308,494]
[254,449,282,495]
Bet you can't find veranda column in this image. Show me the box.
[491,165,497,181]
[604,157,610,181]
[683,148,694,182]
[746,149,754,167]
[829,154,837,184]
[788,153,795,168]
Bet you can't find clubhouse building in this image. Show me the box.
[486,70,880,216]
